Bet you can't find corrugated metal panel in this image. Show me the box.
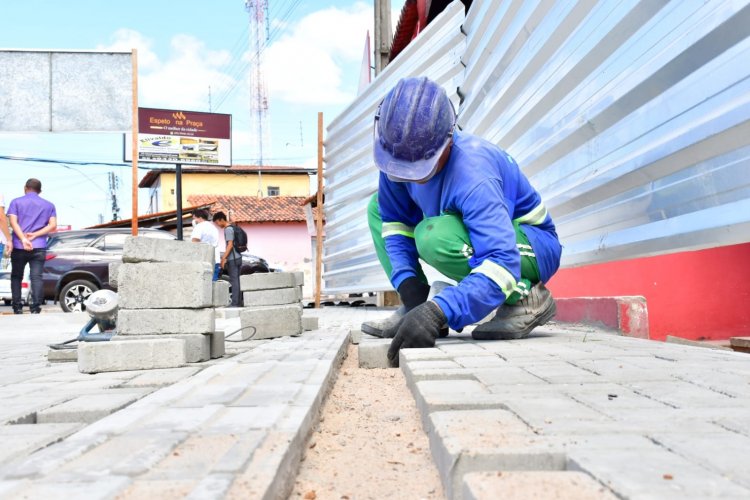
[323,2,465,294]
[0,50,133,132]
[459,0,750,267]
[323,0,750,294]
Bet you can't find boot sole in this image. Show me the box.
[361,323,388,338]
[472,299,557,341]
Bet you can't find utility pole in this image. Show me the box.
[373,0,392,76]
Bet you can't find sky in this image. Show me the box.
[0,0,404,228]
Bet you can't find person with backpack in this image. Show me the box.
[212,211,246,307]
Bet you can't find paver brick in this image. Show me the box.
[429,409,566,500]
[412,380,507,430]
[47,348,77,363]
[243,287,301,307]
[113,334,210,363]
[123,236,213,265]
[78,338,187,373]
[210,331,225,359]
[0,423,82,466]
[239,271,303,291]
[36,391,146,424]
[301,315,318,331]
[239,305,302,340]
[462,471,618,500]
[358,338,391,368]
[119,262,213,309]
[117,308,216,335]
[212,280,231,307]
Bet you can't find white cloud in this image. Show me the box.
[263,2,373,105]
[98,29,236,110]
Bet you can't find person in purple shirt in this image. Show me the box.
[6,178,57,314]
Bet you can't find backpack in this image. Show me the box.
[231,224,248,253]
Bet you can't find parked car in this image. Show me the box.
[43,228,174,312]
[43,228,273,312]
[0,267,32,306]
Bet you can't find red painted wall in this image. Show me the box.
[547,242,750,341]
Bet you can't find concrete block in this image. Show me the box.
[239,271,303,291]
[243,287,301,306]
[78,339,186,373]
[36,392,145,424]
[117,308,215,335]
[462,471,618,500]
[239,305,302,340]
[108,261,122,288]
[213,280,231,307]
[301,316,318,331]
[413,380,507,430]
[113,334,210,363]
[118,262,213,309]
[123,235,213,265]
[350,328,362,344]
[215,306,242,319]
[429,409,566,500]
[358,339,392,369]
[211,330,225,359]
[47,348,77,363]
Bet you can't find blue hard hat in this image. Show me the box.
[373,77,456,182]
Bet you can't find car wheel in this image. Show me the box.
[2,299,9,306]
[59,279,99,313]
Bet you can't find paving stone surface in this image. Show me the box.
[399,323,750,500]
[1,309,748,499]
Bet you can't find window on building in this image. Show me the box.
[267,186,280,196]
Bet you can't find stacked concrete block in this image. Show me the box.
[213,280,231,307]
[239,272,305,340]
[78,236,222,373]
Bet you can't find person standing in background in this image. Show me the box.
[191,208,221,281]
[6,178,57,314]
[212,211,243,307]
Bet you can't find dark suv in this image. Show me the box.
[44,228,272,312]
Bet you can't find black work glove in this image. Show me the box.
[386,301,446,367]
[397,277,431,310]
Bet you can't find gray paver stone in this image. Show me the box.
[243,287,301,306]
[301,315,318,331]
[113,334,210,363]
[210,330,225,359]
[119,262,213,309]
[212,281,230,307]
[358,338,392,368]
[239,305,302,340]
[36,391,146,424]
[109,261,122,288]
[123,236,213,265]
[429,409,566,500]
[78,338,186,373]
[240,271,303,291]
[47,348,78,363]
[462,471,618,500]
[117,308,215,335]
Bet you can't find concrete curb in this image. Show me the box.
[554,296,649,339]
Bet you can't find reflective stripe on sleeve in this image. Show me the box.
[471,260,516,297]
[382,222,415,239]
[514,202,548,226]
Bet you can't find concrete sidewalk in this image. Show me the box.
[0,309,748,499]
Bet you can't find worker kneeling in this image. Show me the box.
[363,77,562,366]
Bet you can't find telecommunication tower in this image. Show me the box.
[246,0,271,170]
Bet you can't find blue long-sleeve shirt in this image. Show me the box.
[378,131,561,330]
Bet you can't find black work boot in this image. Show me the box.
[472,283,556,340]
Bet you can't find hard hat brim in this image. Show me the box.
[373,133,451,182]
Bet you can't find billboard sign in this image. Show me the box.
[125,108,231,167]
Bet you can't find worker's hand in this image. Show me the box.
[386,300,446,367]
[397,277,431,310]
[220,259,226,270]
[21,238,33,251]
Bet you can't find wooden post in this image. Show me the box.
[314,112,324,308]
[130,49,139,236]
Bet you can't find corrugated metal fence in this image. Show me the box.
[323,0,750,294]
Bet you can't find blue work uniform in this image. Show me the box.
[378,131,562,330]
